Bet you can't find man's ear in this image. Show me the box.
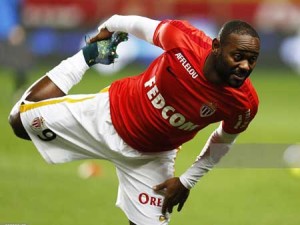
[212,38,221,54]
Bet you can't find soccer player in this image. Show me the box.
[9,15,260,225]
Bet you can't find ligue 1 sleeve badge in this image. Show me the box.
[200,102,217,117]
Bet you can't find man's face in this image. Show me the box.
[214,33,260,88]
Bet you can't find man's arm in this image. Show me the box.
[179,123,238,189]
[154,123,239,214]
[89,15,160,44]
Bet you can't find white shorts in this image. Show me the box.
[20,90,177,225]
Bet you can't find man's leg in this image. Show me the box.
[114,149,177,225]
[9,76,65,140]
[9,49,89,140]
[9,32,128,140]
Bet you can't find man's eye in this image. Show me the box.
[233,54,242,61]
[249,56,257,64]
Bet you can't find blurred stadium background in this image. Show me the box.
[1,0,300,224]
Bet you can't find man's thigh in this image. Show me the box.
[19,92,116,163]
[114,151,177,225]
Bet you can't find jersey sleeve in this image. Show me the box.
[98,15,160,44]
[222,104,258,134]
[153,19,211,51]
[222,78,260,134]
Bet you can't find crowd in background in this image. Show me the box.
[1,0,300,81]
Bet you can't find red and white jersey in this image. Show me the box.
[109,20,259,152]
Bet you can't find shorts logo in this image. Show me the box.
[200,103,216,117]
[138,193,169,222]
[30,116,45,131]
[138,192,162,207]
[159,215,167,222]
[30,116,57,141]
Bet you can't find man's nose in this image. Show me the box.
[239,60,250,71]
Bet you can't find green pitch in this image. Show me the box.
[1,64,299,225]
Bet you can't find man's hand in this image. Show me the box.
[153,177,190,215]
[88,28,113,44]
[82,29,128,66]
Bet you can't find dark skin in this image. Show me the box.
[8,77,65,140]
[204,33,260,88]
[9,28,260,225]
[8,28,114,139]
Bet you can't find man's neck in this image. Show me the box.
[203,53,221,84]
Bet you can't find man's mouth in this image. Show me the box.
[232,73,246,81]
[232,70,250,79]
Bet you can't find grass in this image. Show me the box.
[1,64,300,225]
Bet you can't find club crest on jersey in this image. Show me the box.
[30,116,45,131]
[200,103,216,117]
